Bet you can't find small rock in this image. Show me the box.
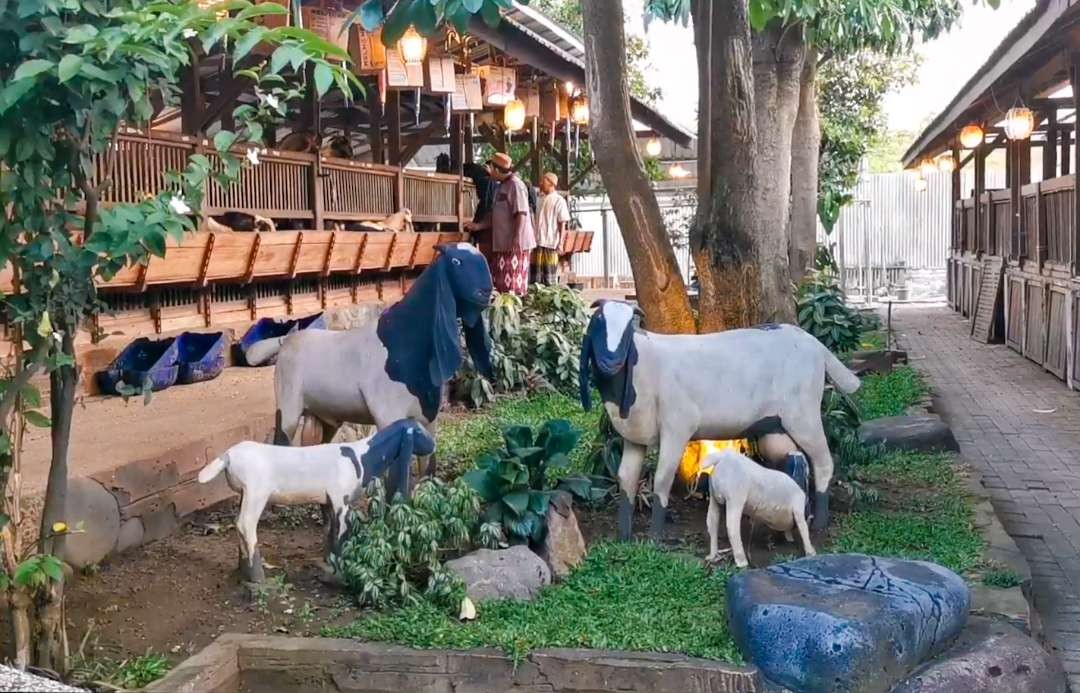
[537,491,586,579]
[727,553,970,693]
[858,414,960,453]
[445,546,551,602]
[893,616,1066,693]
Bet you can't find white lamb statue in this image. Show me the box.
[701,449,815,568]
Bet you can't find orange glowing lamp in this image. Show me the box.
[679,439,752,486]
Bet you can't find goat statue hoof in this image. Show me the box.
[648,502,667,542]
[811,492,830,531]
[239,548,266,584]
[617,494,634,542]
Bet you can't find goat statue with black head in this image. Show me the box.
[251,243,494,479]
[579,299,861,541]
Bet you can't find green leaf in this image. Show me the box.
[79,62,119,83]
[557,474,593,501]
[502,425,533,451]
[462,469,499,502]
[213,130,238,153]
[63,24,99,44]
[546,452,571,469]
[23,410,50,428]
[357,0,386,31]
[748,0,770,32]
[143,232,167,258]
[0,78,36,114]
[40,555,64,583]
[58,54,84,83]
[234,26,268,62]
[270,44,307,74]
[462,0,483,11]
[527,489,550,513]
[382,0,417,45]
[313,63,334,97]
[501,491,529,517]
[12,59,54,81]
[480,1,501,27]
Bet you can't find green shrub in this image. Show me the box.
[464,420,596,545]
[853,366,927,420]
[982,567,1025,589]
[451,285,589,408]
[796,270,866,353]
[324,542,743,664]
[329,478,493,611]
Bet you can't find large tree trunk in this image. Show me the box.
[581,0,695,334]
[37,330,76,671]
[690,0,761,332]
[750,25,804,323]
[788,47,819,283]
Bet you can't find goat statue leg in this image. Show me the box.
[648,432,687,542]
[616,442,646,541]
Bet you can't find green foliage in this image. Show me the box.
[0,554,64,592]
[853,366,927,420]
[982,567,1024,589]
[324,542,743,664]
[330,478,487,611]
[832,452,984,575]
[349,0,526,43]
[796,270,867,353]
[70,650,172,689]
[464,420,595,545]
[451,285,588,408]
[866,128,919,173]
[818,52,919,232]
[438,392,603,479]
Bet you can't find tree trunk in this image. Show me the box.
[37,330,76,672]
[788,47,819,284]
[750,25,804,323]
[581,0,695,334]
[690,0,762,332]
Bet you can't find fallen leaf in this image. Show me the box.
[1034,408,1057,414]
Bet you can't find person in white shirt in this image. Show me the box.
[531,172,571,286]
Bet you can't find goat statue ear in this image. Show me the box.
[579,327,593,411]
[387,424,414,501]
[464,313,493,380]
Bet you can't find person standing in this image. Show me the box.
[465,152,536,296]
[531,172,570,286]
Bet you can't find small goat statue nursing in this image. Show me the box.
[198,419,435,582]
[579,299,861,541]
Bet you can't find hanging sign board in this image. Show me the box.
[517,85,541,118]
[476,65,517,105]
[301,6,351,57]
[385,48,424,88]
[350,27,387,74]
[540,82,568,122]
[425,56,456,94]
[451,73,483,112]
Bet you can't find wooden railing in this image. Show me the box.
[1014,175,1076,267]
[956,198,976,253]
[98,128,474,227]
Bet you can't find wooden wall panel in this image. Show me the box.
[1006,275,1024,352]
[1025,280,1047,365]
[1045,287,1068,379]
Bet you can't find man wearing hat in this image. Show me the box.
[465,152,536,296]
[532,172,570,285]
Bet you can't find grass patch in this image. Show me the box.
[858,329,887,351]
[830,452,985,575]
[982,567,1025,589]
[70,650,171,689]
[323,542,742,664]
[853,365,927,420]
[439,392,602,478]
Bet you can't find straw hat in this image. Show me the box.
[488,152,514,171]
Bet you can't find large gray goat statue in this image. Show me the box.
[579,300,861,540]
[250,243,494,465]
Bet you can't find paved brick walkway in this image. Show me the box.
[892,304,1080,687]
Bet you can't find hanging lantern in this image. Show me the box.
[937,155,956,173]
[919,158,936,179]
[571,97,589,125]
[914,176,928,192]
[398,26,427,65]
[668,163,690,179]
[504,98,526,132]
[1004,106,1035,141]
[564,80,575,95]
[959,123,984,149]
[645,138,662,157]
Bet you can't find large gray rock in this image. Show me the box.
[536,491,586,580]
[893,616,1066,693]
[727,554,970,693]
[858,415,960,453]
[445,546,551,602]
[55,477,121,569]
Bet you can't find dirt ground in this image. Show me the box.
[57,491,808,680]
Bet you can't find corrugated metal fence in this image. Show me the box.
[571,168,1008,285]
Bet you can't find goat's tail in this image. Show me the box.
[823,348,861,394]
[244,336,288,366]
[198,453,229,484]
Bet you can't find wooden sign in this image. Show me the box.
[425,56,456,94]
[476,65,516,105]
[301,6,351,55]
[517,85,541,118]
[540,82,568,122]
[385,48,424,88]
[350,27,386,74]
[451,74,483,112]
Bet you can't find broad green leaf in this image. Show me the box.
[357,0,386,31]
[23,410,50,428]
[12,59,54,81]
[382,0,417,45]
[462,469,499,502]
[501,490,529,517]
[502,424,532,451]
[143,232,167,258]
[463,0,483,10]
[58,54,84,83]
[557,474,593,501]
[480,1,501,27]
[213,130,238,153]
[80,62,119,83]
[0,77,37,114]
[234,26,268,62]
[313,63,333,97]
[63,24,99,44]
[40,555,64,582]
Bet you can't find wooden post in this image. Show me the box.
[531,117,542,185]
[1073,52,1080,269]
[180,61,204,136]
[1044,110,1058,180]
[464,119,474,164]
[559,137,570,192]
[366,83,384,165]
[450,115,463,174]
[974,138,986,255]
[1061,129,1071,176]
[951,142,961,252]
[387,91,402,167]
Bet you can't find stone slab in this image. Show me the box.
[857,415,960,453]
